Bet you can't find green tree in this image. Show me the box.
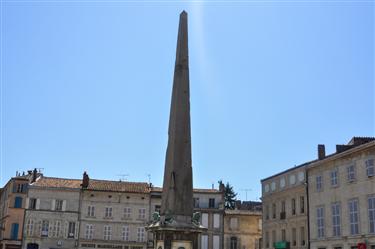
[218,180,237,209]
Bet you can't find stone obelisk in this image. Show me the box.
[147,11,205,249]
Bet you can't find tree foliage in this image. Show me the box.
[218,180,237,209]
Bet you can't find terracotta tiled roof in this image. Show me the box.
[86,179,150,193]
[151,186,221,193]
[32,177,82,189]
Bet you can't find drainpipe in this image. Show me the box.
[77,188,83,249]
[306,170,310,249]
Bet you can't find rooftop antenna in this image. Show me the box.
[117,174,129,181]
[146,174,151,184]
[36,168,44,173]
[240,188,252,201]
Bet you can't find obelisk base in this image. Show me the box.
[153,229,200,249]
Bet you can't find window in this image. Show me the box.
[331,169,338,187]
[137,227,145,242]
[105,207,112,218]
[52,220,61,238]
[272,230,276,245]
[14,197,22,208]
[26,219,34,236]
[317,206,325,238]
[292,228,296,246]
[348,199,360,235]
[154,205,161,213]
[265,231,269,248]
[272,203,276,219]
[366,159,374,177]
[316,175,323,191]
[29,198,37,209]
[298,172,305,182]
[104,225,112,240]
[138,208,146,219]
[300,227,305,246]
[280,178,286,188]
[230,237,237,249]
[209,198,215,208]
[300,196,305,214]
[87,205,95,217]
[55,199,63,211]
[202,213,209,228]
[41,220,49,237]
[85,224,94,239]
[368,196,375,233]
[264,184,270,193]
[11,223,19,240]
[122,226,129,241]
[213,235,220,249]
[291,199,296,215]
[124,207,132,218]
[201,235,208,249]
[193,198,200,208]
[331,202,341,237]
[347,165,356,182]
[213,213,220,228]
[68,222,75,238]
[14,183,26,193]
[280,201,286,219]
[289,174,296,185]
[271,181,276,191]
[265,205,269,220]
[281,229,286,241]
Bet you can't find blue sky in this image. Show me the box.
[1,0,374,201]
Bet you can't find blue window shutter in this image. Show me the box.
[14,197,23,208]
[11,223,19,240]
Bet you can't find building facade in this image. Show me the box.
[22,177,81,249]
[78,173,151,249]
[261,163,310,249]
[150,186,225,249]
[1,172,230,249]
[0,171,38,249]
[308,138,375,249]
[261,136,375,249]
[224,201,262,249]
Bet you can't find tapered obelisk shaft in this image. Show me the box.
[160,10,193,219]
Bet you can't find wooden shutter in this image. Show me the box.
[51,199,56,210]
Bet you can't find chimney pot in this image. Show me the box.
[31,168,38,183]
[318,144,326,159]
[82,171,89,188]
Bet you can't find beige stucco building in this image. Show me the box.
[78,173,151,249]
[261,136,375,249]
[22,176,81,249]
[224,201,262,249]
[261,162,310,249]
[308,138,375,249]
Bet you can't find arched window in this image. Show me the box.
[230,237,237,249]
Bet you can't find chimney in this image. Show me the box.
[318,144,325,160]
[219,182,225,192]
[31,168,38,183]
[81,171,89,188]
